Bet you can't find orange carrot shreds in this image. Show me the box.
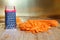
[16,17,22,26]
[19,20,51,33]
[16,18,59,33]
[19,22,32,31]
[27,20,59,27]
[44,20,58,27]
[38,22,51,32]
[41,20,59,27]
[47,20,59,27]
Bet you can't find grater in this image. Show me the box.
[0,6,20,40]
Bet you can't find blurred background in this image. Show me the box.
[0,0,60,23]
[0,0,60,16]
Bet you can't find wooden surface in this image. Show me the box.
[0,18,60,40]
[0,27,60,40]
[37,27,60,40]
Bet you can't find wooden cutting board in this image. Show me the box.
[0,27,60,40]
[37,27,60,40]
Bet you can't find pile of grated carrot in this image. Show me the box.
[16,17,59,33]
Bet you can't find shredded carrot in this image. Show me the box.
[16,17,59,33]
[16,17,22,26]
